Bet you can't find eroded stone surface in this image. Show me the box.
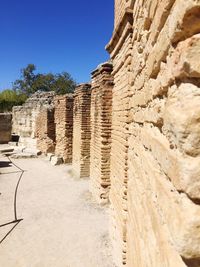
[107,0,200,266]
[54,94,74,163]
[35,106,55,154]
[12,91,55,148]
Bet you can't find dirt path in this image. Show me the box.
[0,155,115,267]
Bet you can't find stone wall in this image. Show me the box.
[0,113,12,143]
[35,107,55,154]
[72,84,91,178]
[54,94,74,163]
[12,91,55,148]
[107,0,200,266]
[106,4,133,265]
[90,62,113,204]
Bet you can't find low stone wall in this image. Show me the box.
[90,62,113,203]
[54,94,74,163]
[72,84,91,178]
[12,91,55,148]
[0,113,12,143]
[35,107,55,154]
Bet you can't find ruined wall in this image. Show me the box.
[0,113,12,143]
[90,62,113,204]
[72,84,91,178]
[114,0,134,29]
[12,91,55,148]
[54,94,74,163]
[35,107,55,154]
[107,0,200,266]
[106,4,133,266]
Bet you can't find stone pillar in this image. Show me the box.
[90,62,113,204]
[72,84,91,178]
[35,107,55,154]
[0,113,12,143]
[106,5,133,266]
[54,94,74,163]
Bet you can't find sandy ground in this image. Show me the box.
[0,154,115,267]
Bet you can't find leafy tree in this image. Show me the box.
[13,64,76,96]
[13,64,36,95]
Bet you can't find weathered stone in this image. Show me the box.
[107,0,200,266]
[35,106,55,154]
[0,113,12,144]
[90,62,113,204]
[72,84,91,178]
[50,156,63,166]
[12,91,55,148]
[54,94,74,163]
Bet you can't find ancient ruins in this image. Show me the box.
[1,0,200,267]
[72,84,91,177]
[90,62,113,204]
[0,113,12,143]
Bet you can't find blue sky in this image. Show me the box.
[0,0,114,90]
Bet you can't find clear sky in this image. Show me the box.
[0,0,114,90]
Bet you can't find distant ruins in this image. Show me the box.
[1,0,200,266]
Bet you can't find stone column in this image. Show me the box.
[54,94,74,163]
[90,62,113,204]
[72,84,91,178]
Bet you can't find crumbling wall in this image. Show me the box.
[0,113,12,143]
[107,0,200,267]
[72,84,91,178]
[35,107,55,154]
[12,91,55,148]
[90,62,113,204]
[54,94,74,163]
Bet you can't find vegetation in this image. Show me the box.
[0,89,27,112]
[13,64,76,96]
[0,64,76,112]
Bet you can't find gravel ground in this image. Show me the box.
[0,154,115,267]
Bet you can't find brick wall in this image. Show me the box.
[0,113,12,143]
[107,0,200,266]
[106,6,133,266]
[72,84,91,178]
[35,107,55,154]
[54,94,74,163]
[90,62,113,204]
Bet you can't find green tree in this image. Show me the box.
[0,89,27,112]
[13,64,76,96]
[13,64,36,95]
